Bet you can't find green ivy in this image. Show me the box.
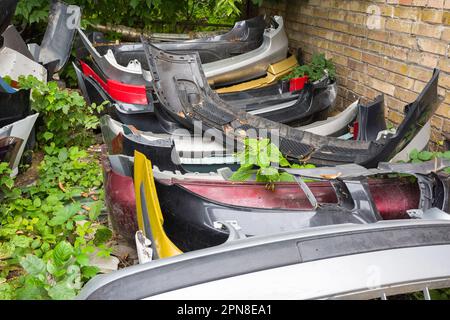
[230,138,315,187]
[283,53,336,82]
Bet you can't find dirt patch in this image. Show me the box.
[14,151,44,188]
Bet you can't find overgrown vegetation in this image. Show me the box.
[283,53,336,82]
[16,75,104,148]
[0,76,110,300]
[230,138,315,187]
[14,0,270,37]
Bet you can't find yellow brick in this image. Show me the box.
[408,65,434,81]
[313,7,329,19]
[387,32,417,49]
[443,11,450,24]
[413,80,427,93]
[421,9,443,24]
[427,0,445,8]
[368,30,389,42]
[394,7,420,20]
[367,64,390,81]
[344,47,363,60]
[431,115,444,130]
[442,28,450,41]
[388,110,405,124]
[383,59,409,75]
[417,38,448,55]
[407,51,440,68]
[329,9,346,21]
[435,103,450,118]
[346,12,366,25]
[348,59,366,72]
[412,22,442,38]
[439,73,450,90]
[371,78,396,95]
[412,0,427,5]
[438,58,450,73]
[390,73,416,89]
[381,44,409,60]
[386,19,413,33]
[362,52,383,66]
[394,87,418,103]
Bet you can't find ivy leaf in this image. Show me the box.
[88,201,103,220]
[20,255,46,276]
[48,203,81,226]
[53,241,74,266]
[76,253,90,267]
[94,227,113,246]
[58,148,68,162]
[42,131,54,141]
[418,151,434,161]
[81,266,99,279]
[409,149,419,161]
[230,165,254,181]
[279,172,296,182]
[47,282,76,300]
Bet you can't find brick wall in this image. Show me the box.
[258,0,450,150]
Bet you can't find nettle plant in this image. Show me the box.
[283,53,336,82]
[230,138,315,188]
[17,75,104,148]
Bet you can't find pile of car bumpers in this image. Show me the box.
[24,8,446,299]
[0,0,78,176]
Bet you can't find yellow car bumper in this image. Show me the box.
[134,151,183,259]
[215,55,298,94]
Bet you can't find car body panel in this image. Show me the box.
[0,136,22,168]
[1,25,35,61]
[77,220,450,300]
[78,15,287,87]
[134,150,182,259]
[0,76,17,94]
[77,28,150,86]
[79,60,148,105]
[215,55,298,93]
[102,151,447,251]
[142,41,440,167]
[39,0,80,72]
[0,114,39,176]
[202,16,288,86]
[0,89,31,128]
[88,15,267,68]
[0,47,47,82]
[0,0,18,35]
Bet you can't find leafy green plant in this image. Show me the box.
[0,146,109,300]
[17,75,104,148]
[230,138,315,187]
[408,149,450,173]
[283,53,336,82]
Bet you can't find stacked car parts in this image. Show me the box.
[72,13,448,300]
[0,0,79,176]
